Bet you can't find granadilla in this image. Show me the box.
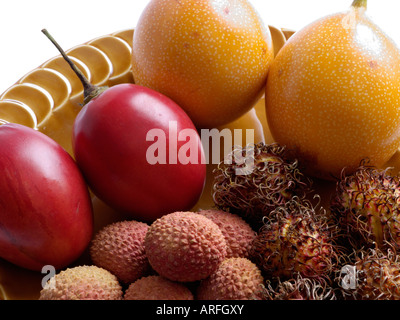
[250,197,339,280]
[330,166,400,250]
[212,142,312,227]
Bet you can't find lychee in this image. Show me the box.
[39,265,123,300]
[145,211,227,282]
[197,209,256,259]
[124,275,194,300]
[89,220,150,284]
[196,257,264,300]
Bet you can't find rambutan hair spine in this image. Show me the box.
[334,245,400,300]
[330,164,400,252]
[249,196,343,285]
[263,272,337,300]
[212,142,313,228]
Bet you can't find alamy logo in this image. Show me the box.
[41,265,56,290]
[146,121,256,175]
[340,265,358,290]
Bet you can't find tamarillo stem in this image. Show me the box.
[41,29,108,105]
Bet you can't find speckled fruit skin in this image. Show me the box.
[265,4,400,180]
[145,211,227,282]
[132,0,274,128]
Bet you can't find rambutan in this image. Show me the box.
[330,166,400,250]
[212,142,312,227]
[336,247,400,300]
[250,197,338,280]
[263,273,337,300]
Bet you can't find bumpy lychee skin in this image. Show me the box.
[212,142,312,227]
[337,248,400,300]
[90,220,150,284]
[331,166,400,250]
[197,257,264,300]
[39,265,123,300]
[250,198,337,280]
[145,211,227,282]
[197,209,256,259]
[124,275,194,300]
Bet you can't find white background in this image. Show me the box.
[0,0,399,94]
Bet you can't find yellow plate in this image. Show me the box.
[0,26,340,300]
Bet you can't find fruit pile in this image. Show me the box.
[2,0,400,300]
[39,209,262,300]
[214,145,400,300]
[38,148,400,300]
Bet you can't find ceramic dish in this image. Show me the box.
[0,26,352,300]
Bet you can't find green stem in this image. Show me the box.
[351,0,367,9]
[41,29,108,105]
